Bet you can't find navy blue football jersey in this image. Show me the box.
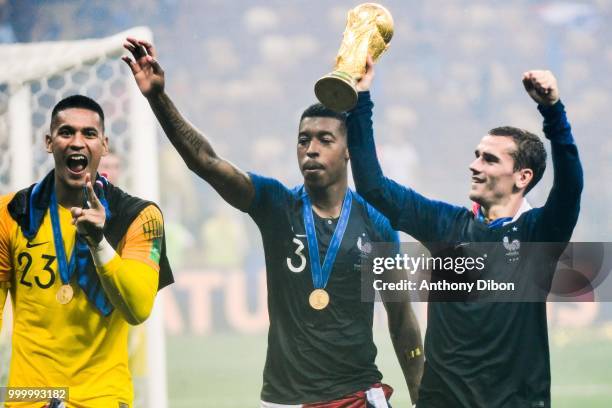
[347,92,583,408]
[246,173,399,404]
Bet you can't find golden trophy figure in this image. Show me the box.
[315,3,394,112]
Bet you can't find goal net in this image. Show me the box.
[0,26,167,408]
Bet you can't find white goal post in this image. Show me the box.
[0,27,167,408]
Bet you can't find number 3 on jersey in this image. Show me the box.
[287,237,307,273]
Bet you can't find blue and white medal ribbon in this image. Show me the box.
[302,189,353,309]
[49,190,77,304]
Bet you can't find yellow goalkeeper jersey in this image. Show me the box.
[0,193,162,408]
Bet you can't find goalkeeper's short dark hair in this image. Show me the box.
[51,94,105,131]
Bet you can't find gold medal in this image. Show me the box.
[56,284,74,305]
[309,289,330,310]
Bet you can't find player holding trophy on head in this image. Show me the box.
[123,4,423,406]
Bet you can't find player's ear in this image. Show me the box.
[515,168,533,191]
[339,125,349,161]
[102,136,109,156]
[45,133,53,153]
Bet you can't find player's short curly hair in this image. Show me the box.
[51,94,105,131]
[488,126,547,194]
[300,103,347,135]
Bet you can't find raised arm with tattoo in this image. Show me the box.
[122,37,254,211]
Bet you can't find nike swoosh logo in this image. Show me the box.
[295,234,306,238]
[26,241,48,248]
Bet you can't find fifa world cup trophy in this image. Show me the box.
[314,3,394,112]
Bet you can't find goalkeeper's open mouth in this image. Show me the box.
[65,153,89,175]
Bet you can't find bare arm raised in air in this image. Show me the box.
[122,38,254,211]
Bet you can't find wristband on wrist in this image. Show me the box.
[89,237,116,267]
[407,347,422,359]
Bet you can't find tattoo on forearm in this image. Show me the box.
[153,93,208,158]
[184,129,204,152]
[148,92,254,209]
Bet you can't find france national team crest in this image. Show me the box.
[357,233,372,254]
[503,235,520,262]
[354,233,372,273]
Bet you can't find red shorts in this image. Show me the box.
[303,383,394,408]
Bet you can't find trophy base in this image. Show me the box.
[314,71,358,113]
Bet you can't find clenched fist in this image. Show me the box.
[522,70,559,107]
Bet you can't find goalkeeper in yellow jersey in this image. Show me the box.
[0,95,173,408]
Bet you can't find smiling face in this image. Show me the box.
[297,116,349,190]
[46,107,108,191]
[468,135,531,208]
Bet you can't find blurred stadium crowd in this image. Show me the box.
[0,0,610,310]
